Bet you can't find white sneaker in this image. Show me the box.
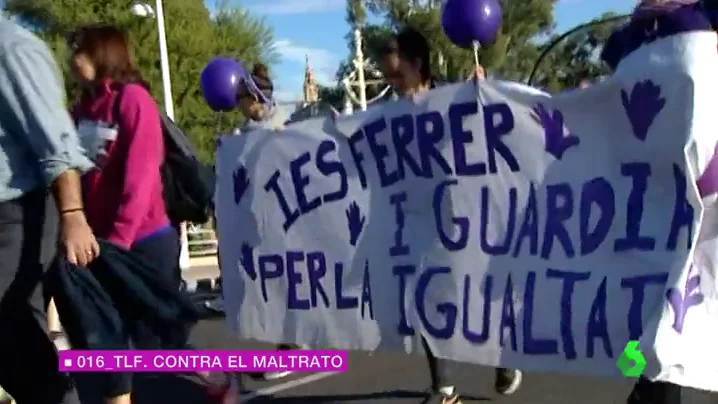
[0,385,12,404]
[495,368,522,395]
[204,297,225,313]
[262,370,293,380]
[50,331,70,351]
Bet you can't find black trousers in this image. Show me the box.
[81,227,185,401]
[0,190,79,403]
[627,377,682,404]
[130,226,185,349]
[422,336,451,390]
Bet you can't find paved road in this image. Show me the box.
[94,318,716,404]
[70,265,716,403]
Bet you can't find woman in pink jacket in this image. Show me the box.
[69,24,238,404]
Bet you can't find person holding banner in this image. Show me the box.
[212,61,315,382]
[602,0,704,402]
[235,63,287,134]
[234,63,316,381]
[377,27,523,402]
[204,63,286,317]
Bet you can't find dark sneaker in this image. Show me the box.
[495,368,522,395]
[277,343,306,350]
[627,377,682,404]
[424,390,463,404]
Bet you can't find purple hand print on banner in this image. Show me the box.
[233,165,249,204]
[345,201,365,246]
[532,103,580,160]
[238,242,256,280]
[621,80,666,141]
[666,265,704,333]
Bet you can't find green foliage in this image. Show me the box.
[346,0,366,26]
[4,0,273,162]
[354,0,556,82]
[317,85,344,110]
[531,12,627,91]
[328,0,621,96]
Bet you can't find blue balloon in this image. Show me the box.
[200,57,246,111]
[441,0,503,48]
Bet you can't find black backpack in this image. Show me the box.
[114,86,213,224]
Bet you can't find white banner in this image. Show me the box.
[216,31,718,391]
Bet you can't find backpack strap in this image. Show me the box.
[111,84,125,126]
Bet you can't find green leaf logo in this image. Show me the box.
[617,340,646,377]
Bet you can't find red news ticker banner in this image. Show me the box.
[58,350,348,372]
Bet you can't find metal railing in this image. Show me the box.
[187,223,217,257]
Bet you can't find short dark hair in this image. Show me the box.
[394,27,431,81]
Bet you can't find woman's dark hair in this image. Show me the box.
[394,27,431,81]
[67,24,147,87]
[249,63,274,103]
[379,37,399,56]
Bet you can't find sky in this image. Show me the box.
[206,0,637,103]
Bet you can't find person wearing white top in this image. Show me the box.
[376,28,526,404]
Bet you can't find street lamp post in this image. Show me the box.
[353,28,367,111]
[132,1,190,270]
[341,27,391,115]
[154,0,175,120]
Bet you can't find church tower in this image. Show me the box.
[302,55,319,105]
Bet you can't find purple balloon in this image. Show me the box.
[200,57,246,111]
[441,0,503,48]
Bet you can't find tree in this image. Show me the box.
[334,1,625,93]
[317,85,344,111]
[4,0,273,161]
[318,1,394,112]
[531,12,626,91]
[360,0,557,82]
[177,0,275,160]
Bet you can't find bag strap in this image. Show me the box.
[111,84,125,126]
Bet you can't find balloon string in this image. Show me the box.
[215,111,224,134]
[472,40,484,105]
